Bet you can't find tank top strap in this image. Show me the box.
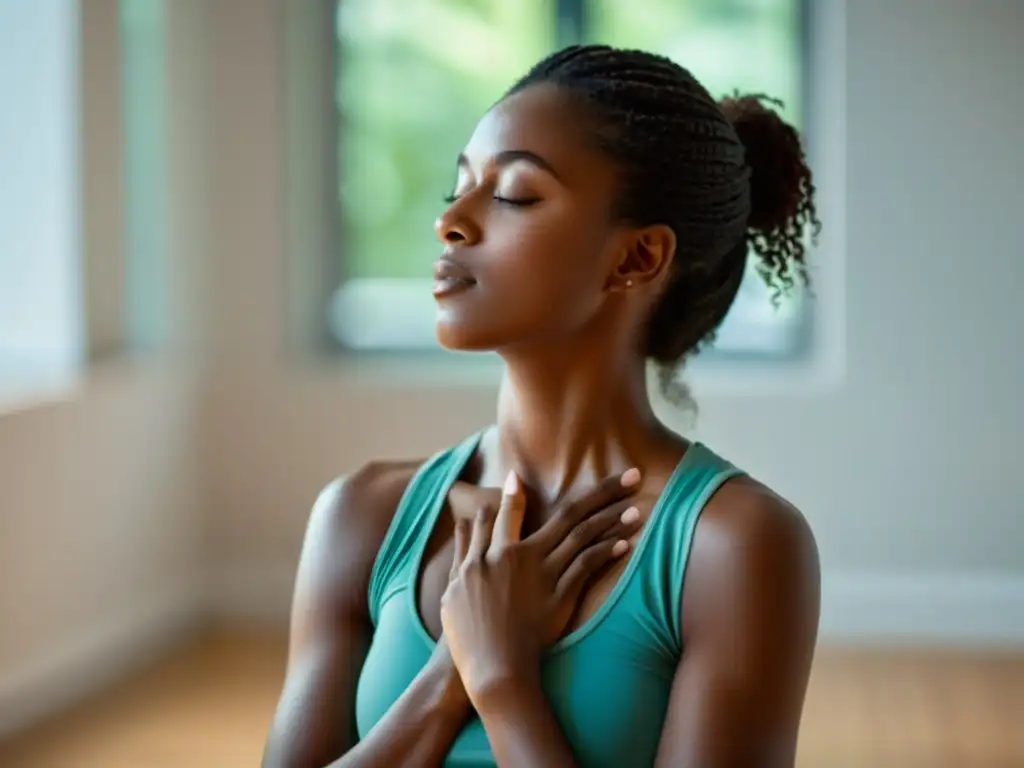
[634,441,746,655]
[367,430,484,626]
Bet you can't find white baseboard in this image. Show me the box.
[0,585,206,740]
[210,562,1024,648]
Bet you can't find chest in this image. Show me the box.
[415,495,645,643]
[417,543,632,642]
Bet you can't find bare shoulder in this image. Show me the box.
[696,476,818,572]
[309,458,425,546]
[294,458,426,622]
[682,475,820,641]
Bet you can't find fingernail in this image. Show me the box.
[620,468,641,487]
[620,506,640,524]
[503,470,519,495]
[612,539,629,556]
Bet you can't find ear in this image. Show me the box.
[607,224,676,292]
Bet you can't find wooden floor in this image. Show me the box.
[1,630,1022,767]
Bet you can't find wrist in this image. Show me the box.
[464,662,542,716]
[427,640,472,714]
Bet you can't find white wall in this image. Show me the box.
[204,0,1024,642]
[0,0,208,738]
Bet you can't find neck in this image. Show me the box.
[495,337,663,506]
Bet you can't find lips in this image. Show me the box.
[432,257,476,298]
[433,258,475,284]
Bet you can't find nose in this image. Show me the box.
[434,202,481,246]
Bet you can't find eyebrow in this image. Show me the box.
[456,149,563,181]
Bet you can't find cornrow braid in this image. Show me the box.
[506,44,821,398]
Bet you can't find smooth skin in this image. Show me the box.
[263,82,820,767]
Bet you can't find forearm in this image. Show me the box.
[327,655,470,768]
[474,676,578,768]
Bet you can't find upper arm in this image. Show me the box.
[262,460,421,768]
[655,480,821,768]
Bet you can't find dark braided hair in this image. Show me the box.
[506,45,820,395]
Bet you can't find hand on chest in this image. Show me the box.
[416,480,660,641]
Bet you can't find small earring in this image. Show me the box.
[625,279,634,287]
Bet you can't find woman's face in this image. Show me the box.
[432,83,633,353]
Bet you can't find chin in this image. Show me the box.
[434,303,520,352]
[433,298,546,353]
[434,320,498,352]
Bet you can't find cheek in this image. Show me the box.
[490,205,609,300]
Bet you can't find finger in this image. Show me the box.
[530,468,641,552]
[450,518,470,580]
[490,470,526,552]
[595,508,645,549]
[466,505,496,562]
[546,501,640,575]
[556,537,630,603]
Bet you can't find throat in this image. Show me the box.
[492,350,662,507]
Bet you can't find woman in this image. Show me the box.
[264,44,821,768]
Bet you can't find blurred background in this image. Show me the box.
[0,0,1021,765]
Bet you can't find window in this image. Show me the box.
[120,0,171,353]
[329,0,809,358]
[0,0,84,387]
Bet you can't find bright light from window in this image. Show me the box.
[0,0,83,385]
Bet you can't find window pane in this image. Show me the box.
[121,0,171,352]
[337,0,551,282]
[0,0,83,383]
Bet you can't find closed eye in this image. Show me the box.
[494,196,540,207]
[442,193,540,207]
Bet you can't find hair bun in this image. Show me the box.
[718,93,808,234]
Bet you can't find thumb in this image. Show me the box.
[490,470,526,551]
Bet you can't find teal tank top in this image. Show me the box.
[355,430,745,767]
